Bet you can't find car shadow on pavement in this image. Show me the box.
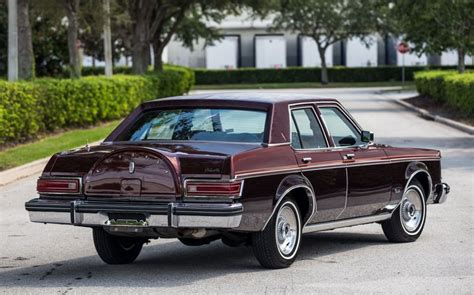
[0,231,388,289]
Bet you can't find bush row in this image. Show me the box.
[194,65,472,85]
[0,67,194,145]
[415,71,474,116]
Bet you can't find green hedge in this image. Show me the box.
[0,67,194,145]
[415,71,474,116]
[194,66,472,85]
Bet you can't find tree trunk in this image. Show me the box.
[103,0,113,76]
[131,34,148,74]
[152,40,164,72]
[131,13,149,74]
[318,47,329,84]
[17,0,34,80]
[62,0,81,78]
[7,0,18,81]
[457,47,465,73]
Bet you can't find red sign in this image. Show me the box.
[397,42,410,54]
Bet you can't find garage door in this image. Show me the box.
[255,35,286,69]
[206,36,239,69]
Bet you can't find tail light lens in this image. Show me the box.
[37,178,81,194]
[186,181,242,197]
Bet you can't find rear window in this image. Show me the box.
[116,108,267,143]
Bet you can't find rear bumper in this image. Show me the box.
[433,182,450,204]
[25,198,243,229]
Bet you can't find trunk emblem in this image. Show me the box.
[129,161,135,174]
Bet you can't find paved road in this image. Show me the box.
[1,88,473,294]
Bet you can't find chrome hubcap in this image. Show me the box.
[276,205,298,256]
[400,188,423,233]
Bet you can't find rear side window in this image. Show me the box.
[291,108,327,149]
[116,108,267,143]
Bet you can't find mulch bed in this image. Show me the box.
[403,95,474,126]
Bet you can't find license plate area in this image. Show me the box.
[105,213,149,228]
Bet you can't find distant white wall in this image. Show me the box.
[346,37,377,67]
[301,36,333,67]
[441,50,472,66]
[255,35,286,68]
[82,56,105,67]
[167,38,206,68]
[206,36,239,69]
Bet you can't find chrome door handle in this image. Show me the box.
[302,157,312,163]
[344,153,355,160]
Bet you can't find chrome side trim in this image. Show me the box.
[302,214,392,234]
[234,157,440,180]
[262,184,316,230]
[263,142,291,147]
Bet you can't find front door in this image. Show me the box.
[290,106,346,224]
[319,106,392,218]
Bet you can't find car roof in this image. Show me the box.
[152,92,339,105]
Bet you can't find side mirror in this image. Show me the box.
[361,130,374,143]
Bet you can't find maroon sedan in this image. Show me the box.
[25,93,449,269]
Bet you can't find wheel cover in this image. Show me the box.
[275,205,298,256]
[400,187,424,233]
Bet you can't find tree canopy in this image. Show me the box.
[272,0,378,83]
[390,0,474,72]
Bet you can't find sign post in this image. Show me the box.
[397,42,410,87]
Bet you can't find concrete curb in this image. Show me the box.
[0,140,103,187]
[393,99,474,135]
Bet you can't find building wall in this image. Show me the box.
[166,25,469,69]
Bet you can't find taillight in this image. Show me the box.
[186,181,242,197]
[37,178,81,194]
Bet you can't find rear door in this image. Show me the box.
[318,105,391,218]
[290,105,346,223]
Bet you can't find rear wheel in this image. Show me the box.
[382,180,427,242]
[92,228,144,264]
[252,199,302,269]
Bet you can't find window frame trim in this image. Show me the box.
[317,104,364,149]
[289,105,330,151]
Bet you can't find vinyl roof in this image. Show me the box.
[154,92,338,105]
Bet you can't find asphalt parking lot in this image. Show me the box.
[1,87,473,294]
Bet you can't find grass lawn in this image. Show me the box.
[0,120,121,171]
[193,81,415,90]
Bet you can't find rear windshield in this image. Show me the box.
[116,108,267,143]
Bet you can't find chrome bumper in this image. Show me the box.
[25,199,243,229]
[434,183,450,204]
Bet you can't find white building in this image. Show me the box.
[165,14,471,69]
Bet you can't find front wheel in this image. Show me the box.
[92,228,144,264]
[252,199,302,269]
[382,180,427,243]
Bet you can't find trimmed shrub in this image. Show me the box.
[0,82,40,144]
[414,71,456,101]
[0,67,194,145]
[444,74,474,116]
[414,70,474,116]
[194,65,472,85]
